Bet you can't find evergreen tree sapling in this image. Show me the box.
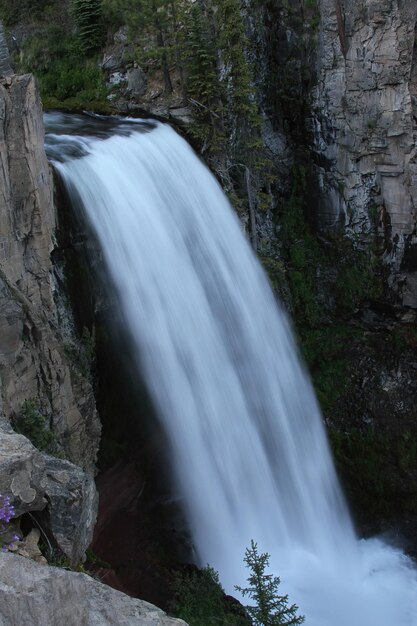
[235,541,305,626]
[70,0,104,53]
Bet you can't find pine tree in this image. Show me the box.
[70,0,104,53]
[235,541,305,626]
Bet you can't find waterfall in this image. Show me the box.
[46,113,417,626]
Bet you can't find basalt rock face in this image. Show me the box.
[243,0,417,541]
[0,73,101,471]
[312,0,417,308]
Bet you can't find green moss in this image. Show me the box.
[11,400,55,452]
[330,426,390,513]
[261,257,286,291]
[331,245,382,317]
[300,325,361,411]
[278,166,322,327]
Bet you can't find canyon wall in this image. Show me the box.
[0,46,101,563]
[0,72,101,469]
[313,0,417,308]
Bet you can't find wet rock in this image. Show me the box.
[0,552,189,626]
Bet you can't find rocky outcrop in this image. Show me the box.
[0,72,101,470]
[0,418,97,564]
[102,27,192,125]
[0,553,188,626]
[0,418,46,513]
[42,454,98,564]
[312,0,417,308]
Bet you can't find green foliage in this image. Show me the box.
[236,541,304,626]
[217,0,262,158]
[332,247,381,317]
[85,547,111,568]
[103,0,177,92]
[21,27,108,108]
[181,1,218,105]
[12,400,55,452]
[330,426,391,512]
[64,327,95,378]
[279,166,322,327]
[173,565,247,626]
[70,0,104,53]
[217,0,256,119]
[0,0,52,26]
[261,257,286,294]
[280,162,382,328]
[179,1,226,151]
[300,325,360,412]
[329,419,417,523]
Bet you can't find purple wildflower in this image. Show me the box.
[0,494,16,550]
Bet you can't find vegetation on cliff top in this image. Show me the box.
[173,542,304,626]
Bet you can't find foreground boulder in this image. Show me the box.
[0,419,98,564]
[0,553,188,626]
[0,418,46,514]
[42,454,98,564]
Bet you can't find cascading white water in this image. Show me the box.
[46,114,417,626]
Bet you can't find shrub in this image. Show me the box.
[20,25,108,109]
[0,0,52,26]
[173,565,247,626]
[12,400,55,452]
[70,0,104,53]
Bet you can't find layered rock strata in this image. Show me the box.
[313,0,417,307]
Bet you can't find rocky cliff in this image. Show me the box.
[0,34,102,568]
[0,72,101,469]
[313,0,417,308]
